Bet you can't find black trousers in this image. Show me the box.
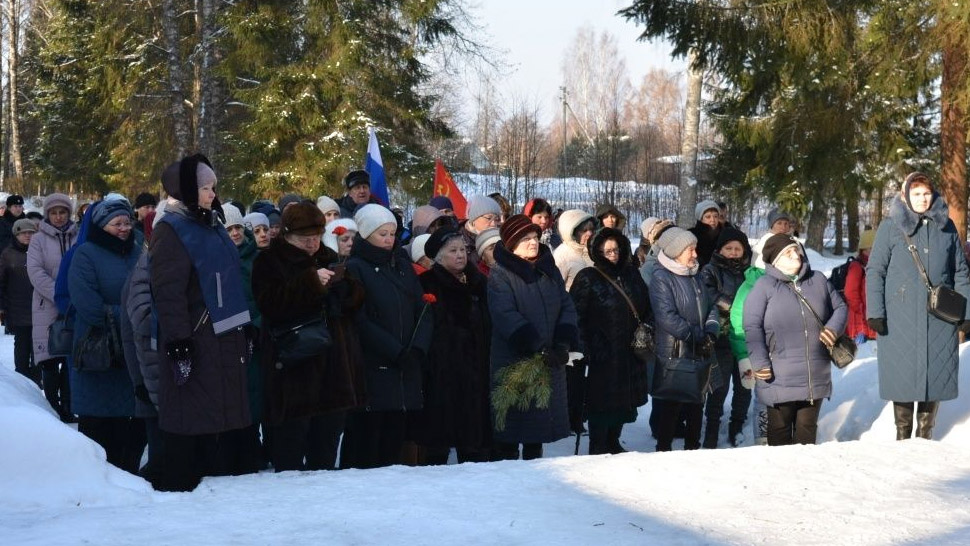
[652,400,703,451]
[152,426,257,492]
[11,326,40,387]
[704,343,752,426]
[77,416,147,475]
[766,400,822,446]
[340,410,405,469]
[268,412,346,472]
[492,442,543,461]
[40,358,72,421]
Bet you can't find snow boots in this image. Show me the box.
[894,401,940,440]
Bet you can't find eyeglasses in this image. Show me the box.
[603,248,620,255]
[106,219,132,229]
[479,214,500,225]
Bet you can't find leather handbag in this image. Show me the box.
[902,232,967,325]
[73,312,125,372]
[47,310,75,358]
[593,268,654,361]
[269,314,332,365]
[651,355,711,405]
[788,284,856,369]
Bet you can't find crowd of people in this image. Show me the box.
[2,162,967,492]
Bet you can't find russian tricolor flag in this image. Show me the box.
[365,127,390,207]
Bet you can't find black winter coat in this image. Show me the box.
[0,210,25,256]
[345,235,432,411]
[412,263,491,450]
[253,238,364,425]
[120,252,158,418]
[0,239,33,328]
[689,221,722,268]
[150,209,251,436]
[570,228,651,414]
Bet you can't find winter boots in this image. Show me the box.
[703,421,719,449]
[915,401,940,440]
[728,419,744,447]
[894,401,940,440]
[588,425,626,455]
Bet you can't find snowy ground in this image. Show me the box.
[3,247,970,545]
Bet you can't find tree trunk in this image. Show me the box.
[805,193,828,252]
[833,199,844,256]
[846,189,860,252]
[6,0,22,179]
[162,0,191,157]
[677,48,702,228]
[195,0,221,159]
[941,40,968,242]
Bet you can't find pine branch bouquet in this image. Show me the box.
[491,353,551,432]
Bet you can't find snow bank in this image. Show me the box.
[0,366,153,510]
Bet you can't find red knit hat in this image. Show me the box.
[500,214,541,252]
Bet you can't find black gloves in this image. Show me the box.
[134,384,152,405]
[542,344,570,369]
[867,318,888,336]
[165,338,194,386]
[697,334,717,359]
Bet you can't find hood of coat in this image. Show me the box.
[889,192,950,236]
[557,209,595,251]
[494,240,561,284]
[594,204,627,232]
[588,226,631,274]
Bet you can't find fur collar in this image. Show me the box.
[428,262,487,295]
[889,193,950,236]
[494,241,560,283]
[87,222,135,255]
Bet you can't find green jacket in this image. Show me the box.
[729,266,765,360]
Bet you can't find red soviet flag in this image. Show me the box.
[433,159,468,220]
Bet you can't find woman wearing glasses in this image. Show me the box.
[570,227,651,454]
[459,195,503,268]
[67,197,145,474]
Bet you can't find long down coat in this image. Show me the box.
[866,194,970,402]
[488,242,579,444]
[26,219,78,363]
[569,228,651,414]
[413,262,491,450]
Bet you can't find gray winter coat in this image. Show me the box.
[743,262,847,406]
[488,242,579,444]
[26,219,78,363]
[866,195,970,402]
[639,246,661,289]
[121,252,159,417]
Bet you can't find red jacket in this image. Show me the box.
[844,256,876,339]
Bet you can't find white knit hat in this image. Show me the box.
[410,234,431,263]
[317,196,339,216]
[640,217,660,238]
[222,204,244,228]
[242,212,269,230]
[354,203,397,240]
[323,218,358,253]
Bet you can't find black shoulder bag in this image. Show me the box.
[593,268,654,361]
[787,284,856,369]
[902,231,966,325]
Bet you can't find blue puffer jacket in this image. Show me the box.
[67,225,141,417]
[743,262,847,406]
[650,261,719,362]
[488,242,579,444]
[866,194,970,402]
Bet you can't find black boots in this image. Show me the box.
[588,425,626,455]
[893,402,914,440]
[703,421,719,449]
[727,419,744,447]
[894,401,940,440]
[915,401,939,440]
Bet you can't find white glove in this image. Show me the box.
[738,358,755,390]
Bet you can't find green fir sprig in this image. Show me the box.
[491,354,551,432]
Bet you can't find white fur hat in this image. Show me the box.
[410,233,431,263]
[323,218,358,253]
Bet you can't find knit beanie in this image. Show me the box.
[278,193,303,211]
[640,217,660,239]
[92,199,134,229]
[43,193,74,216]
[281,200,326,236]
[12,218,38,235]
[658,227,698,259]
[134,192,158,209]
[354,203,397,240]
[222,204,245,228]
[424,226,463,261]
[761,233,800,266]
[243,212,269,230]
[429,196,454,212]
[317,196,339,216]
[411,205,444,238]
[767,208,792,230]
[410,234,431,263]
[266,210,281,227]
[323,218,358,253]
[524,198,553,218]
[475,227,501,256]
[714,226,752,259]
[467,194,502,223]
[500,214,541,253]
[344,170,370,190]
[694,199,720,222]
[6,194,24,207]
[858,229,876,251]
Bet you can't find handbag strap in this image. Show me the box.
[900,231,935,291]
[786,282,826,329]
[593,267,641,322]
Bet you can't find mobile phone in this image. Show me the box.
[330,264,346,283]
